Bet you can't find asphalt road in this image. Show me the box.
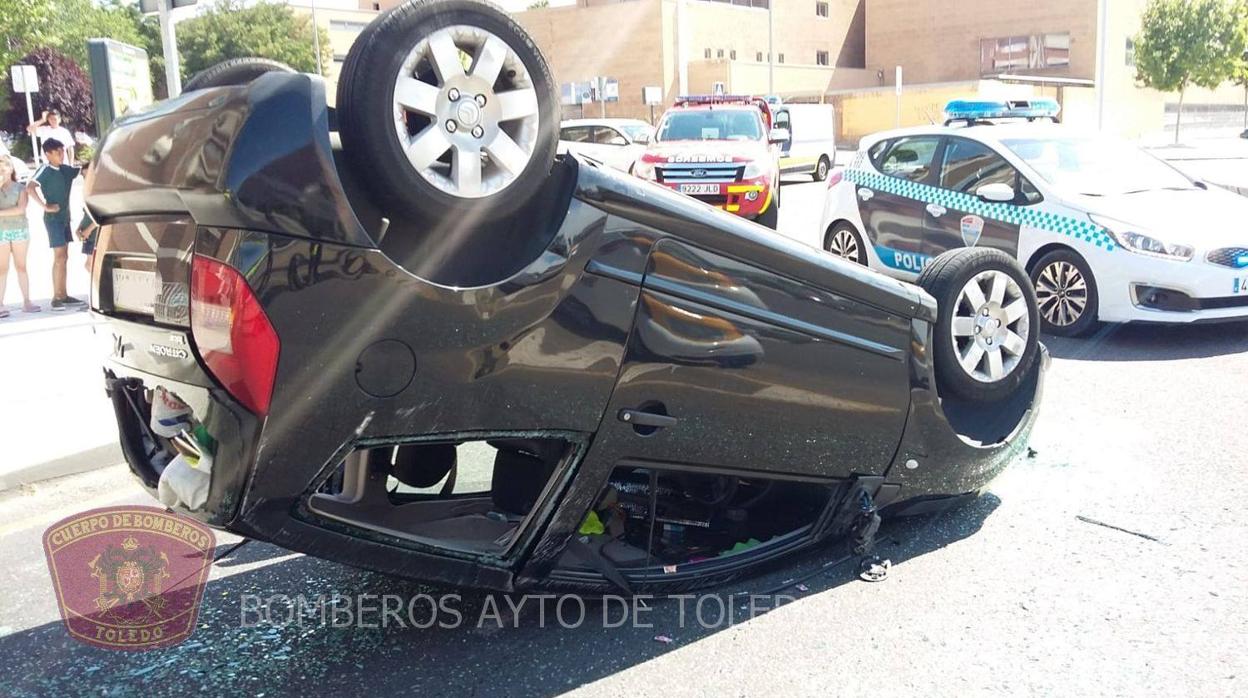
[1,179,1245,697]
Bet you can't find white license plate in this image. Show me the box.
[112,268,158,314]
[678,183,720,196]
[1235,277,1248,294]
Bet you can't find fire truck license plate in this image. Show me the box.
[678,184,720,195]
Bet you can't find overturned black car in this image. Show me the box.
[85,0,1045,593]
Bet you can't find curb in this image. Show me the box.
[0,443,123,492]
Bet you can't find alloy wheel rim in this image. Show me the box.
[817,160,829,179]
[828,229,861,263]
[1034,261,1087,327]
[392,25,541,198]
[951,269,1030,383]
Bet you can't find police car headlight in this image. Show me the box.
[1089,215,1194,261]
[633,160,657,180]
[742,161,768,179]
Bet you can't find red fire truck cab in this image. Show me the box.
[632,95,788,228]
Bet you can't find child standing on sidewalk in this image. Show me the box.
[0,156,40,317]
[26,138,82,311]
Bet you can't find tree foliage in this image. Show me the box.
[1134,0,1248,93]
[2,47,96,137]
[176,1,331,80]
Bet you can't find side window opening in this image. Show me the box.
[940,138,1022,200]
[879,137,941,182]
[867,139,890,168]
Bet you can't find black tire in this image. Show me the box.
[824,221,867,265]
[916,248,1041,403]
[812,155,830,182]
[1029,248,1100,337]
[337,0,560,223]
[755,182,779,229]
[183,58,295,92]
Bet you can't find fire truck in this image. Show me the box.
[632,95,788,228]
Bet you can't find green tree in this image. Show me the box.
[52,0,147,67]
[1135,0,1248,143]
[175,0,331,81]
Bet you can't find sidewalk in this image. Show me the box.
[1143,135,1248,195]
[0,179,118,491]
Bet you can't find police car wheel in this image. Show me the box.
[917,248,1040,403]
[1029,249,1100,337]
[337,0,559,222]
[813,156,830,182]
[825,222,866,265]
[183,58,295,92]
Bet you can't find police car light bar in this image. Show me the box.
[943,99,1061,124]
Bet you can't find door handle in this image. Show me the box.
[857,188,874,201]
[925,203,947,217]
[618,408,678,429]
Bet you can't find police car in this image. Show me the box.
[817,99,1248,336]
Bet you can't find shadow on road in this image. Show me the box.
[1044,320,1248,361]
[0,495,999,697]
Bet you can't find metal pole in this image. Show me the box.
[310,0,322,74]
[767,2,774,96]
[1095,0,1108,131]
[24,89,39,164]
[158,0,182,98]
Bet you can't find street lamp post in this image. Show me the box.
[767,1,774,96]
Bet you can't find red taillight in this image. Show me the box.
[826,169,843,189]
[190,256,280,416]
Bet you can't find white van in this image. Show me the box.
[774,104,837,181]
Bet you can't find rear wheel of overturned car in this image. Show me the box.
[183,58,296,92]
[1029,249,1100,337]
[825,222,866,265]
[337,0,560,222]
[917,248,1040,403]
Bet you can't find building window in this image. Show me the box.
[730,49,737,60]
[756,51,764,62]
[717,48,724,58]
[816,1,828,17]
[778,53,784,64]
[702,0,769,8]
[979,32,1070,75]
[816,50,829,66]
[705,48,712,59]
[1125,38,1136,67]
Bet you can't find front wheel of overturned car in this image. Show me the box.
[917,248,1041,403]
[337,0,560,222]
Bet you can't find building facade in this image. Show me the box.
[306,0,1166,138]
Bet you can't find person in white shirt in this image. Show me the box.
[26,108,75,163]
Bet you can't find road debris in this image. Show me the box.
[1075,515,1164,543]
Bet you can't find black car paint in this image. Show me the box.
[88,73,1044,592]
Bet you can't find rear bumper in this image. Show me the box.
[98,314,261,529]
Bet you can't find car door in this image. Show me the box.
[559,124,596,161]
[856,135,941,277]
[590,125,639,171]
[584,238,913,480]
[922,137,1038,259]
